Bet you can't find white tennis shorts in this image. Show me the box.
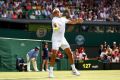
[52,37,70,50]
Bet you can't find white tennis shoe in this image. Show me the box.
[42,69,45,72]
[49,71,55,78]
[46,69,49,72]
[72,69,80,76]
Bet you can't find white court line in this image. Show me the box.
[0,75,120,80]
[0,37,51,42]
[0,75,75,80]
[0,71,120,80]
[0,77,47,80]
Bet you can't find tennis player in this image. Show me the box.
[49,8,83,78]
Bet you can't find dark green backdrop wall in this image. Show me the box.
[0,28,119,60]
[0,38,42,71]
[0,26,120,71]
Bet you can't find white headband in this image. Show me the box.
[53,8,60,13]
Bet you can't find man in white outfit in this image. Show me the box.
[49,8,83,78]
[26,46,40,72]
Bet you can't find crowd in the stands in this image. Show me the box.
[0,0,120,21]
[74,41,120,63]
[99,41,120,63]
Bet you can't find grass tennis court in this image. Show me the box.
[0,70,120,80]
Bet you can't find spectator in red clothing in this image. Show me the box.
[49,49,63,60]
[77,47,88,60]
[112,50,119,57]
[12,12,18,19]
[57,50,64,59]
[26,2,32,10]
[0,0,119,21]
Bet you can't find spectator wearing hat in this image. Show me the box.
[26,46,40,72]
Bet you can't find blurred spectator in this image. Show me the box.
[74,49,79,60]
[98,44,104,55]
[0,0,119,21]
[29,12,36,19]
[1,11,7,18]
[35,8,41,19]
[106,27,115,33]
[44,8,51,19]
[111,54,119,63]
[16,6,22,14]
[75,47,88,61]
[103,41,107,48]
[16,57,27,72]
[100,48,108,60]
[7,9,13,18]
[86,11,93,21]
[102,55,111,63]
[49,49,63,60]
[99,41,120,63]
[106,45,112,54]
[57,50,64,59]
[7,11,12,19]
[26,2,32,11]
[18,12,23,19]
[111,41,117,49]
[12,12,18,19]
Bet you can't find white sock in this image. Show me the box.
[50,67,54,72]
[71,64,76,70]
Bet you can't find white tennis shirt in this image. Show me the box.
[51,16,71,50]
[52,17,69,41]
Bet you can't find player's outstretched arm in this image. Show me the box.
[67,18,83,24]
[65,8,83,24]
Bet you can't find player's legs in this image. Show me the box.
[26,54,31,72]
[42,59,46,71]
[61,38,74,64]
[49,49,57,78]
[50,41,60,67]
[49,50,57,78]
[64,48,74,64]
[61,38,80,76]
[45,59,49,71]
[50,50,58,67]
[49,41,60,78]
[64,48,80,75]
[31,58,39,71]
